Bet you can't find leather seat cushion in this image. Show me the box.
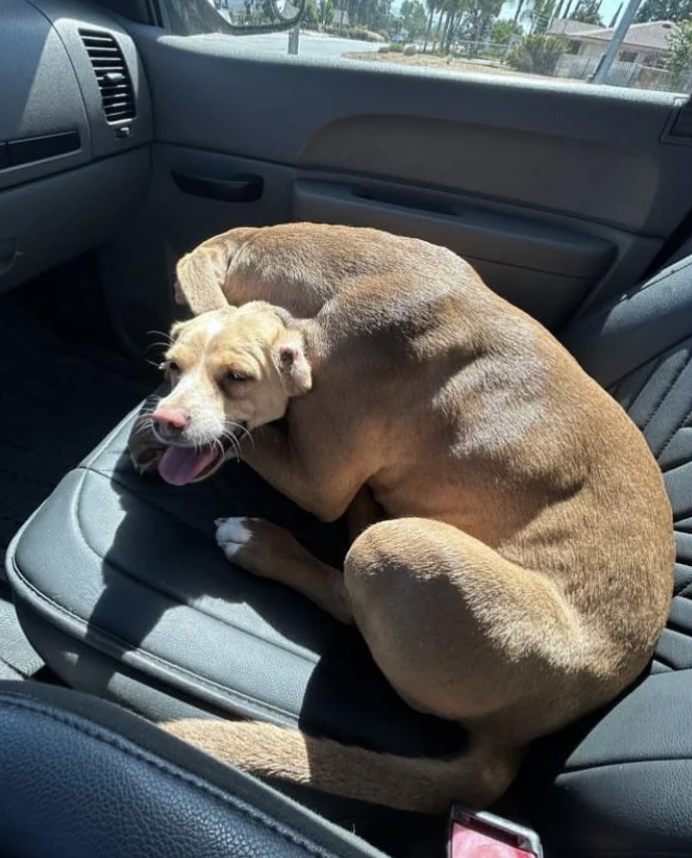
[6,410,465,758]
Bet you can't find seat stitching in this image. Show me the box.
[0,696,341,858]
[11,499,392,740]
[67,467,326,672]
[82,410,139,469]
[659,611,692,635]
[561,756,692,776]
[659,402,692,462]
[594,333,691,410]
[651,649,677,670]
[564,257,692,342]
[80,463,216,540]
[66,466,395,704]
[607,358,661,404]
[661,455,692,475]
[14,467,449,743]
[10,553,323,725]
[639,356,691,436]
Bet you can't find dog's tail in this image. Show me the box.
[162,718,522,814]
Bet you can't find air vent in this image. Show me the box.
[79,29,136,124]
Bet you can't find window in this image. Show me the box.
[164,0,692,95]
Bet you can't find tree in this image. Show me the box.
[506,32,566,72]
[491,18,524,42]
[423,0,438,48]
[316,0,334,26]
[666,18,692,88]
[513,0,529,21]
[608,3,622,27]
[636,0,692,22]
[569,0,603,24]
[464,0,504,43]
[340,0,389,31]
[511,0,556,33]
[399,0,428,37]
[530,0,558,31]
[442,0,475,51]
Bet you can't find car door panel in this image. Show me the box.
[108,27,691,346]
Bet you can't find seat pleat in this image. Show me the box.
[601,335,692,670]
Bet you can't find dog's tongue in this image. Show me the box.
[158,446,219,486]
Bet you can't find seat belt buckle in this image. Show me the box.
[448,805,543,858]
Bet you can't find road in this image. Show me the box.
[227,31,383,59]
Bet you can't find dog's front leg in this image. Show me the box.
[215,516,353,622]
[240,424,352,523]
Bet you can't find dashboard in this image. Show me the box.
[0,0,152,292]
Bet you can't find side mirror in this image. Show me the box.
[164,0,306,36]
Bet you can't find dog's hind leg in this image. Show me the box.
[205,514,611,811]
[215,513,608,745]
[345,517,612,746]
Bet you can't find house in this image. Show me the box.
[546,18,601,38]
[546,17,680,83]
[549,19,678,65]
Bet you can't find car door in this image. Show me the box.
[95,0,692,354]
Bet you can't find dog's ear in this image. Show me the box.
[169,320,187,341]
[175,243,231,315]
[173,279,188,307]
[275,333,312,397]
[175,228,260,315]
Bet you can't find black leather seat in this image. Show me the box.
[0,680,388,858]
[6,255,692,857]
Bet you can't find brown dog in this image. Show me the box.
[129,224,674,814]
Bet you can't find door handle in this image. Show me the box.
[171,171,264,203]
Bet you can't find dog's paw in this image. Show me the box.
[215,516,261,559]
[215,516,303,581]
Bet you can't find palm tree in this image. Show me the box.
[513,0,528,21]
[423,0,437,49]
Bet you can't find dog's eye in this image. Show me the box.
[225,370,251,383]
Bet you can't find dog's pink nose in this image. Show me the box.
[152,407,189,438]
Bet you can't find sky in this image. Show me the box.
[499,0,630,25]
[391,0,635,29]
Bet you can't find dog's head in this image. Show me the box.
[150,301,311,486]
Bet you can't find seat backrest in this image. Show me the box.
[562,256,692,671]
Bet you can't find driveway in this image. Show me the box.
[227,31,383,58]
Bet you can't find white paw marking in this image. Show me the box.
[221,541,243,560]
[215,516,253,547]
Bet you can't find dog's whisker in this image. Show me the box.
[221,428,247,458]
[146,330,173,342]
[131,423,156,441]
[214,437,228,464]
[227,422,254,449]
[217,428,237,458]
[139,397,161,413]
[226,432,242,460]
